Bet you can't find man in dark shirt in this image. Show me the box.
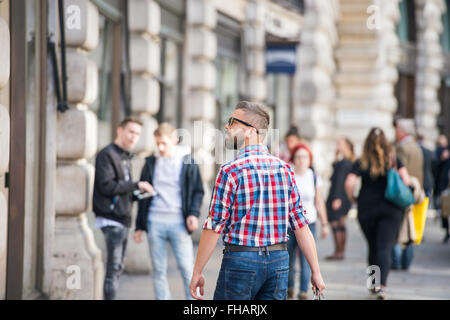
[93,117,153,300]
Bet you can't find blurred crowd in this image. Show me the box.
[278,119,450,300]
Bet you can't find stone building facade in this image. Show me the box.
[0,0,449,299]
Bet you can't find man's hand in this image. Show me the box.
[134,230,144,243]
[186,216,199,232]
[138,181,154,194]
[190,273,205,300]
[311,271,326,295]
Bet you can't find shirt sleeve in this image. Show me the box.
[288,170,309,230]
[203,167,236,234]
[350,159,362,176]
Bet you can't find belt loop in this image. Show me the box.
[265,246,269,256]
[258,247,262,256]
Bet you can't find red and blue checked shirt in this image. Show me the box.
[203,144,309,247]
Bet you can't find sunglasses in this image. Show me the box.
[227,117,259,134]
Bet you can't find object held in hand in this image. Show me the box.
[312,288,325,300]
[134,190,157,200]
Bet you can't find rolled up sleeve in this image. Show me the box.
[203,167,236,234]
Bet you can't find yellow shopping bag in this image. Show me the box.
[412,197,429,245]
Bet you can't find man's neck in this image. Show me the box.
[239,137,262,151]
[114,140,128,152]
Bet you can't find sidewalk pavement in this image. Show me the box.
[116,214,450,300]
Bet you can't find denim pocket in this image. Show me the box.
[273,267,289,300]
[224,268,256,300]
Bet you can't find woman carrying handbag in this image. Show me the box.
[344,128,411,300]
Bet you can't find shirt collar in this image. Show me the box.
[238,144,269,157]
[399,135,413,145]
[113,143,132,158]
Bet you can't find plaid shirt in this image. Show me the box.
[203,144,309,247]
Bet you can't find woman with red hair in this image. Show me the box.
[287,143,329,299]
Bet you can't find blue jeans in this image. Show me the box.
[213,249,289,300]
[391,243,414,270]
[287,223,316,293]
[101,225,129,300]
[147,220,194,300]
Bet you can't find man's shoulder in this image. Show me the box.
[220,152,291,175]
[96,143,116,160]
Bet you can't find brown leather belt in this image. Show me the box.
[223,243,288,254]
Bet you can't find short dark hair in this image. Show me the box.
[119,116,143,128]
[235,101,270,133]
[285,125,301,139]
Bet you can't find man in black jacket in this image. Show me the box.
[134,123,204,300]
[93,117,153,300]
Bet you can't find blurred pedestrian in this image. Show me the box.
[434,134,450,243]
[189,101,325,300]
[392,118,424,271]
[416,133,436,198]
[287,143,329,300]
[93,117,154,300]
[345,127,411,299]
[133,123,205,300]
[325,137,355,260]
[278,125,302,163]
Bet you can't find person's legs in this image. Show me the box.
[168,222,195,300]
[375,210,403,288]
[442,217,450,243]
[391,243,402,269]
[358,212,377,267]
[147,221,171,300]
[101,226,129,300]
[253,250,290,300]
[299,223,316,297]
[287,228,297,295]
[338,216,347,257]
[401,244,414,270]
[326,220,340,259]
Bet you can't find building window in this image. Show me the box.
[438,0,450,138]
[395,0,417,118]
[397,0,416,43]
[156,3,184,128]
[271,0,305,14]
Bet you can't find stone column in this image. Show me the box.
[123,0,161,274]
[0,4,10,300]
[243,0,266,102]
[333,0,401,153]
[50,0,103,300]
[294,0,339,186]
[414,0,446,149]
[184,0,217,242]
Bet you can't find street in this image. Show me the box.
[117,212,450,300]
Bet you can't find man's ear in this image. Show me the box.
[116,126,122,138]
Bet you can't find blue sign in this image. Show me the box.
[266,45,297,74]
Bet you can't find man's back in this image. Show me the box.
[397,138,424,187]
[205,144,308,247]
